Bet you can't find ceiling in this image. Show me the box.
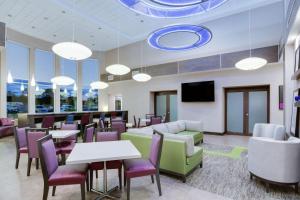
[0,0,284,51]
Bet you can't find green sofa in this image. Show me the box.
[121,131,203,182]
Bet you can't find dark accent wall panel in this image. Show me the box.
[179,55,220,73]
[147,62,178,77]
[221,50,249,69]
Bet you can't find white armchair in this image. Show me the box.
[248,123,300,192]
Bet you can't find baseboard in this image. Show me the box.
[204,131,225,135]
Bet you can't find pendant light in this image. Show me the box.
[31,76,36,86]
[64,88,68,94]
[20,82,24,92]
[73,83,77,91]
[51,59,75,86]
[133,42,151,82]
[235,9,267,70]
[35,85,40,92]
[106,23,130,75]
[52,83,57,90]
[7,71,13,83]
[90,81,109,90]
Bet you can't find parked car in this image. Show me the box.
[36,105,49,113]
[61,104,74,112]
[7,104,19,113]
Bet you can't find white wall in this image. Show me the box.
[102,63,284,133]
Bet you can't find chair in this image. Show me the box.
[80,114,91,132]
[89,128,122,191]
[252,123,285,139]
[61,122,78,142]
[65,114,75,124]
[37,135,88,200]
[133,116,141,128]
[111,121,126,139]
[83,123,95,143]
[14,126,29,169]
[59,123,78,162]
[161,115,166,123]
[145,114,155,126]
[98,119,105,129]
[150,116,162,125]
[42,116,55,129]
[25,128,49,176]
[124,130,164,200]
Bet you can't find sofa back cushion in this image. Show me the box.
[152,124,168,133]
[253,123,285,140]
[184,121,203,132]
[0,118,13,126]
[165,122,183,134]
[127,127,153,135]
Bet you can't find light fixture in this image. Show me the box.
[119,0,228,18]
[35,85,40,92]
[64,88,67,94]
[52,42,92,61]
[235,9,267,70]
[148,24,212,51]
[90,81,109,90]
[133,42,152,82]
[51,76,74,86]
[52,83,57,90]
[7,71,13,83]
[20,82,24,92]
[31,76,36,86]
[73,83,77,91]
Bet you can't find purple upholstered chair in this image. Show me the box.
[37,135,88,200]
[59,123,78,162]
[145,114,155,126]
[80,114,91,132]
[83,123,95,143]
[42,116,55,129]
[26,128,49,176]
[14,126,29,169]
[111,121,126,139]
[61,122,78,142]
[124,131,164,200]
[89,128,122,191]
[150,116,162,125]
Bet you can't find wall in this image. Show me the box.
[103,63,284,133]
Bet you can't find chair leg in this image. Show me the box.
[15,152,20,169]
[27,158,32,176]
[126,178,131,200]
[151,175,154,184]
[80,183,86,200]
[43,184,49,200]
[118,168,122,189]
[86,174,89,192]
[96,170,98,178]
[89,170,93,191]
[155,172,162,196]
[61,154,66,165]
[295,183,298,193]
[200,162,203,168]
[36,158,39,169]
[124,171,126,186]
[52,186,56,196]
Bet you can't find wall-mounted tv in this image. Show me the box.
[181,81,215,102]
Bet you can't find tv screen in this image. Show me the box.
[181,81,215,102]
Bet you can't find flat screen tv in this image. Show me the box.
[181,81,215,102]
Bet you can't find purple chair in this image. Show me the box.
[59,123,78,162]
[26,128,49,176]
[0,118,15,138]
[37,135,88,200]
[14,126,29,169]
[83,123,95,143]
[146,114,155,126]
[61,122,78,142]
[111,121,126,139]
[150,116,162,125]
[124,131,164,200]
[89,128,122,191]
[98,119,105,129]
[42,116,55,129]
[80,114,91,132]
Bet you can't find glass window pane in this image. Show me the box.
[227,92,244,133]
[156,95,166,118]
[170,94,177,121]
[6,41,29,118]
[35,49,54,113]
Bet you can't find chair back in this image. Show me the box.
[61,122,78,141]
[149,130,164,169]
[26,128,49,158]
[96,128,118,142]
[83,123,95,143]
[150,116,162,125]
[37,135,59,181]
[111,121,126,138]
[253,123,285,140]
[65,114,74,124]
[133,115,137,127]
[99,119,105,129]
[14,126,28,150]
[146,114,155,126]
[81,114,91,126]
[42,116,55,129]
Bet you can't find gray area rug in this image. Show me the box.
[186,143,300,200]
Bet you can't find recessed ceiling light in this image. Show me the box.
[53,34,57,37]
[44,17,48,20]
[61,10,66,14]
[90,35,94,38]
[98,27,102,30]
[92,43,95,46]
[7,14,12,17]
[31,26,36,29]
[140,20,144,23]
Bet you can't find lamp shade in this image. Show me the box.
[52,42,92,61]
[90,81,109,89]
[235,57,267,70]
[133,73,152,82]
[51,76,75,86]
[106,64,130,75]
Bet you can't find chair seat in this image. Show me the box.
[124,159,156,178]
[48,164,88,186]
[90,160,122,170]
[59,141,76,154]
[19,146,28,153]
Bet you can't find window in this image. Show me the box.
[82,59,99,111]
[115,96,122,111]
[60,58,77,112]
[35,49,54,113]
[6,41,29,118]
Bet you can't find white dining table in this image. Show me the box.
[66,140,141,199]
[49,130,80,139]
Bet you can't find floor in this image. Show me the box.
[0,134,248,200]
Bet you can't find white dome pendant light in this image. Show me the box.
[90,81,109,90]
[7,71,13,84]
[106,25,130,75]
[133,42,151,82]
[51,60,75,86]
[235,9,267,70]
[31,76,36,86]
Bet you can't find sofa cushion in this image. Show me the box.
[152,124,168,133]
[162,133,195,157]
[165,122,181,134]
[184,121,203,132]
[178,131,202,144]
[127,127,153,135]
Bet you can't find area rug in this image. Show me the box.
[186,143,300,200]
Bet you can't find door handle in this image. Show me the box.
[245,113,249,116]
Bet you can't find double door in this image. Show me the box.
[225,86,270,135]
[155,91,177,122]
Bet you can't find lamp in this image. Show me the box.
[7,71,13,83]
[31,76,36,86]
[52,42,92,61]
[51,76,74,86]
[133,42,151,82]
[90,81,109,90]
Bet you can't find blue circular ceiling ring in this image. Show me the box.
[147,24,212,51]
[119,0,228,18]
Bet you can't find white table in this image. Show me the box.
[67,140,141,199]
[49,130,80,139]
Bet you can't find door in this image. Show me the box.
[225,86,269,135]
[155,91,177,122]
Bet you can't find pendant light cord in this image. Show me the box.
[140,41,143,73]
[248,9,252,57]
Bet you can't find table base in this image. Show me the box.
[91,186,120,199]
